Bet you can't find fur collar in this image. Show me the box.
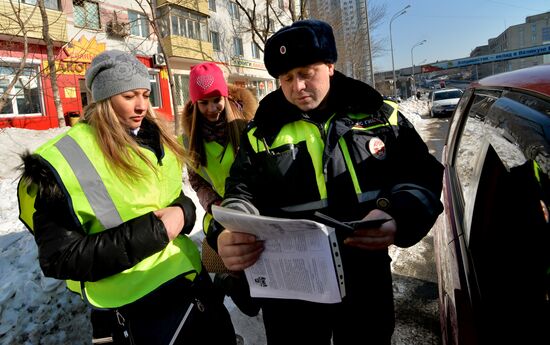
[253,71,383,139]
[227,84,258,119]
[19,152,64,200]
[181,84,258,121]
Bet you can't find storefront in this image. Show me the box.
[0,36,173,130]
[228,56,276,100]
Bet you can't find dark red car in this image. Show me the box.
[433,64,550,344]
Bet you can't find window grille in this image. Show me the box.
[73,0,100,30]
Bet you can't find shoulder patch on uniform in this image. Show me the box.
[368,137,386,160]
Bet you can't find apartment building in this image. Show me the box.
[195,0,290,101]
[308,0,374,85]
[0,0,287,130]
[472,11,550,78]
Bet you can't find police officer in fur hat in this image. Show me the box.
[208,20,444,344]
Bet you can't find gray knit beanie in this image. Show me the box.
[85,50,151,102]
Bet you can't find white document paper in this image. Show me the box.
[212,205,345,304]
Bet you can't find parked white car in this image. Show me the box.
[428,88,463,117]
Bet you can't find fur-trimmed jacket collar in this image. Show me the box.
[252,71,383,139]
[180,84,258,122]
[227,84,258,119]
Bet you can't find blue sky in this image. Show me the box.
[371,0,550,72]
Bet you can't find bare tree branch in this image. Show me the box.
[38,0,66,127]
[0,0,32,114]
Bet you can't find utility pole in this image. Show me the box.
[390,4,410,98]
[410,39,426,94]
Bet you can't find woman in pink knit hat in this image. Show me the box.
[181,62,259,317]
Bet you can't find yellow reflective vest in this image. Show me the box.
[245,100,399,213]
[184,139,235,234]
[196,141,235,198]
[18,123,202,308]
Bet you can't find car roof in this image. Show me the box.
[433,88,461,93]
[473,64,550,97]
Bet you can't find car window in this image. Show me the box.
[465,122,550,342]
[434,90,463,101]
[452,89,550,340]
[454,93,498,207]
[446,88,473,149]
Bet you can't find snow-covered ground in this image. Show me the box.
[0,97,430,344]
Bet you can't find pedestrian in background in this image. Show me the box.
[208,20,444,345]
[181,62,259,317]
[17,50,236,345]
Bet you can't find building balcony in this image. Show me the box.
[156,0,209,16]
[161,35,213,61]
[0,0,68,43]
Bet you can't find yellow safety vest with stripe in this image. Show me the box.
[193,141,235,234]
[246,100,399,213]
[18,123,202,309]
[197,141,235,198]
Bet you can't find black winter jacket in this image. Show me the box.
[211,71,443,251]
[20,119,196,282]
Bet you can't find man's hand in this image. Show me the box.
[217,229,264,271]
[343,209,396,250]
[154,206,184,241]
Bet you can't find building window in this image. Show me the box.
[174,74,190,106]
[519,27,524,47]
[233,37,243,56]
[263,16,274,31]
[211,31,221,51]
[22,0,60,10]
[229,2,240,20]
[149,73,161,108]
[250,80,266,98]
[251,41,260,59]
[73,0,100,30]
[0,64,42,117]
[170,8,208,41]
[208,0,216,12]
[128,11,149,38]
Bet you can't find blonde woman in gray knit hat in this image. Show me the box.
[17,50,236,345]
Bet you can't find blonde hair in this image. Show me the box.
[82,99,188,178]
[181,95,253,168]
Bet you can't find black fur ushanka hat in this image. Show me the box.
[264,19,338,78]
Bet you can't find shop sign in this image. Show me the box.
[43,37,107,75]
[231,57,265,70]
[63,36,106,63]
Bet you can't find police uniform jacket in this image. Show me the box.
[211,71,444,304]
